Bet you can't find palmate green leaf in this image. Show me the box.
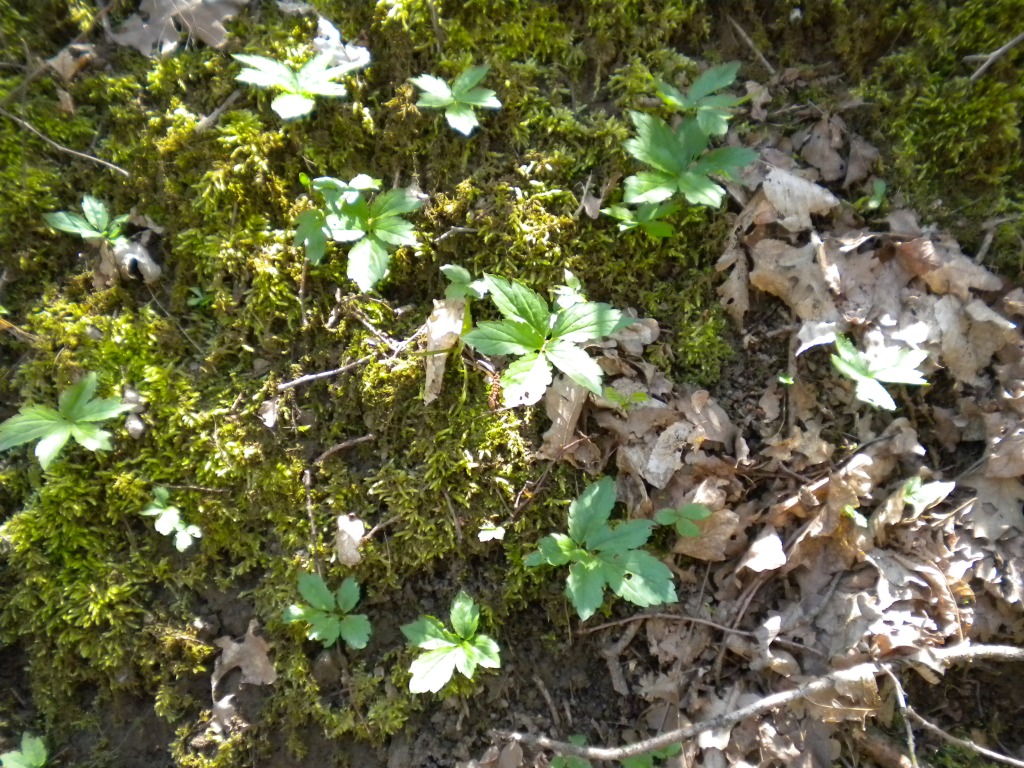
[80,195,109,232]
[298,573,335,612]
[233,54,299,90]
[401,615,458,650]
[676,171,726,208]
[625,112,688,175]
[482,274,551,332]
[34,425,72,470]
[371,215,418,246]
[551,301,626,343]
[545,338,604,394]
[296,53,350,96]
[338,614,371,649]
[468,634,500,669]
[271,92,316,120]
[370,188,423,219]
[566,558,609,620]
[294,209,330,264]
[407,646,459,693]
[441,264,488,300]
[568,477,617,545]
[449,590,480,639]
[687,61,741,103]
[57,373,97,418]
[1,732,48,768]
[458,87,501,109]
[692,146,759,178]
[523,532,577,567]
[445,103,479,135]
[623,171,677,205]
[69,422,112,452]
[655,503,711,537]
[500,351,552,406]
[0,405,66,451]
[586,518,655,554]
[451,64,491,95]
[463,319,545,355]
[43,210,103,238]
[334,577,361,613]
[347,235,391,292]
[608,549,677,608]
[410,74,453,107]
[307,613,343,647]
[173,525,202,552]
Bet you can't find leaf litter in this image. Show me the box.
[466,111,1024,766]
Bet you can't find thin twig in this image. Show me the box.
[193,89,241,135]
[532,675,563,735]
[578,611,744,638]
[146,285,204,354]
[0,106,130,177]
[884,668,919,768]
[968,30,1024,82]
[725,15,777,76]
[434,226,478,244]
[277,356,372,391]
[313,434,375,465]
[162,483,229,495]
[302,469,322,577]
[362,515,398,542]
[494,644,1024,762]
[906,708,1024,768]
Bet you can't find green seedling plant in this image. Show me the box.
[831,334,928,411]
[622,111,757,208]
[0,372,134,470]
[441,264,488,303]
[462,274,629,407]
[233,52,365,119]
[293,174,423,291]
[551,269,586,311]
[654,61,745,137]
[410,64,502,135]
[43,195,128,246]
[400,590,500,694]
[0,734,47,768]
[655,502,712,537]
[524,477,677,621]
[601,201,681,238]
[283,574,372,650]
[621,744,683,768]
[141,487,202,552]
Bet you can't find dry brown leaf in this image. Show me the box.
[673,507,740,561]
[895,237,1002,299]
[799,116,846,182]
[762,166,840,231]
[212,620,277,690]
[750,239,840,322]
[934,295,1018,385]
[611,317,660,356]
[738,527,786,573]
[335,514,365,566]
[46,43,96,81]
[986,424,1024,478]
[111,0,250,57]
[961,474,1024,539]
[677,390,736,445]
[423,298,464,405]
[537,375,589,461]
[646,421,699,489]
[717,243,750,328]
[843,135,880,188]
[744,80,771,122]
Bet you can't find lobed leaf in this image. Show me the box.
[271,92,316,120]
[339,614,372,649]
[334,577,361,613]
[482,274,551,332]
[463,319,545,356]
[407,646,459,693]
[551,302,625,343]
[545,339,604,395]
[500,352,552,406]
[298,573,335,612]
[0,406,66,451]
[233,54,299,91]
[687,61,741,103]
[567,477,617,546]
[449,591,480,639]
[445,103,479,135]
[451,64,490,95]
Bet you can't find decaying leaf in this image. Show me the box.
[46,43,96,81]
[110,0,250,57]
[895,237,1002,299]
[762,166,840,231]
[537,375,588,462]
[335,513,365,566]
[96,240,162,289]
[799,115,846,182]
[210,620,277,732]
[423,298,465,405]
[962,474,1024,540]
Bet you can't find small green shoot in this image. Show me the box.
[462,274,629,406]
[622,111,757,208]
[233,52,365,120]
[186,286,214,308]
[621,743,683,768]
[856,178,888,211]
[655,62,744,137]
[401,590,500,694]
[524,477,677,621]
[551,269,586,310]
[283,574,372,650]
[141,487,202,552]
[441,264,488,302]
[831,335,928,411]
[1,733,47,768]
[410,64,502,135]
[902,477,955,517]
[293,174,423,291]
[0,372,133,470]
[655,503,712,537]
[43,195,128,246]
[601,201,681,238]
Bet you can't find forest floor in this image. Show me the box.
[1,2,1024,768]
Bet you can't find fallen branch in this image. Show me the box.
[494,644,1024,762]
[314,434,375,465]
[725,15,777,77]
[968,30,1024,82]
[906,707,1024,768]
[277,356,372,391]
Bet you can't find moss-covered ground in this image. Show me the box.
[1,1,1022,765]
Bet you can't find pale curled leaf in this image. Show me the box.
[335,514,365,566]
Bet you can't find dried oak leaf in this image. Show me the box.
[962,474,1024,540]
[750,239,840,322]
[537,375,589,463]
[799,116,846,182]
[762,166,840,231]
[212,620,277,691]
[895,236,1002,300]
[111,0,250,57]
